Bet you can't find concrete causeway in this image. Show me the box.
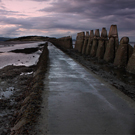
[35,44,135,134]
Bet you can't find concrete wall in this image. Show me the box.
[74,25,135,74]
[50,36,73,49]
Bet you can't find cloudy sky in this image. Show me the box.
[0,0,135,41]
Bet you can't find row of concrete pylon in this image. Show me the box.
[74,25,135,74]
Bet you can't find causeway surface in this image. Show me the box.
[35,44,135,134]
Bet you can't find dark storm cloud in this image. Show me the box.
[0,0,135,40]
[38,0,135,40]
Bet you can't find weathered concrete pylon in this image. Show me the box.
[108,25,118,38]
[114,36,133,68]
[82,31,89,54]
[75,32,85,53]
[101,27,107,38]
[90,29,100,57]
[94,29,100,38]
[85,30,94,55]
[127,45,135,74]
[114,37,129,67]
[96,27,108,60]
[104,25,119,63]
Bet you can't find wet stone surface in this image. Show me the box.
[33,45,135,134]
[62,48,135,101]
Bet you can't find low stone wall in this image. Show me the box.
[50,36,73,49]
[75,25,135,74]
[10,42,49,135]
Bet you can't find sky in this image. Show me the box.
[0,0,135,41]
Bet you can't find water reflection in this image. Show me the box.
[0,41,45,68]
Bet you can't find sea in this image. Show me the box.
[0,41,45,69]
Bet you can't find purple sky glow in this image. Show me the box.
[0,0,135,41]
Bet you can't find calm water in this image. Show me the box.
[0,41,45,69]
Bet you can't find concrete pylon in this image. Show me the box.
[127,45,135,74]
[96,39,105,60]
[90,30,94,38]
[75,32,85,53]
[101,27,107,38]
[108,25,118,38]
[86,30,94,55]
[96,27,108,60]
[103,25,119,63]
[114,37,134,68]
[90,39,98,57]
[94,29,100,38]
[82,31,89,54]
[104,37,115,62]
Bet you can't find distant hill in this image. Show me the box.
[7,36,56,41]
[0,37,11,41]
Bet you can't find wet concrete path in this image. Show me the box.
[35,44,135,134]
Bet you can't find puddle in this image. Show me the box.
[0,87,14,99]
[20,71,33,76]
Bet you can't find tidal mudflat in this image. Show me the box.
[0,41,45,134]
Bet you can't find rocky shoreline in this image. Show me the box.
[0,65,35,135]
[0,42,48,135]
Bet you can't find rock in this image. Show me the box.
[120,37,129,44]
[11,118,27,131]
[82,31,89,54]
[114,44,128,68]
[108,25,118,38]
[104,37,115,62]
[75,32,85,53]
[90,39,98,57]
[22,96,30,105]
[101,27,107,38]
[96,39,105,60]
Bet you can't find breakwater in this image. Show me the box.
[74,25,135,74]
[10,42,49,135]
